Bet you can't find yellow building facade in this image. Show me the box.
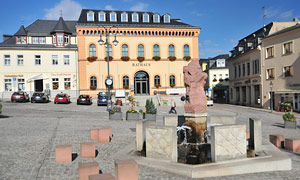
[76,9,200,96]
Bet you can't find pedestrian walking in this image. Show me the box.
[169,98,177,114]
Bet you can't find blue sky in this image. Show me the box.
[0,0,299,58]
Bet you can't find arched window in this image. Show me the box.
[123,76,129,89]
[138,44,144,57]
[169,75,175,87]
[108,44,112,56]
[184,44,190,57]
[90,76,97,87]
[153,44,160,56]
[154,75,160,86]
[89,44,96,57]
[122,44,128,56]
[169,44,175,56]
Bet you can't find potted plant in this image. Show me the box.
[126,96,139,120]
[105,56,113,61]
[152,56,161,61]
[213,78,217,82]
[123,85,129,89]
[219,78,224,82]
[155,84,161,88]
[137,56,145,62]
[283,112,297,129]
[170,84,175,88]
[121,56,130,61]
[143,99,157,121]
[168,56,176,61]
[183,56,191,61]
[90,86,97,90]
[109,106,122,120]
[87,56,97,62]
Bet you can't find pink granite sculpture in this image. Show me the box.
[183,60,208,113]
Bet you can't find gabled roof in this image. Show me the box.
[51,17,72,34]
[265,23,300,39]
[77,9,199,29]
[14,25,27,36]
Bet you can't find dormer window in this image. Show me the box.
[121,12,128,22]
[143,13,149,22]
[163,14,170,23]
[16,36,26,44]
[153,14,160,23]
[99,11,106,22]
[87,11,94,21]
[110,12,117,22]
[132,13,139,22]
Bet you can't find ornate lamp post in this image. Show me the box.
[270,81,273,113]
[98,26,119,111]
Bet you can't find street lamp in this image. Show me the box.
[98,26,119,111]
[270,81,273,113]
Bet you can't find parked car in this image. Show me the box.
[54,93,70,104]
[77,95,92,105]
[97,92,108,106]
[31,92,49,103]
[11,91,30,103]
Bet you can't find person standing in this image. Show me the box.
[169,98,177,114]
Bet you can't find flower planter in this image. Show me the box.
[284,120,297,129]
[126,112,140,121]
[143,113,156,121]
[109,112,122,120]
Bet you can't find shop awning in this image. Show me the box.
[27,73,49,82]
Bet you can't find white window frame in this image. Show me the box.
[110,12,117,22]
[17,78,25,91]
[52,78,59,90]
[64,55,70,65]
[52,55,58,65]
[283,41,293,55]
[32,37,39,44]
[64,35,69,44]
[163,14,170,23]
[4,79,12,91]
[39,37,45,44]
[35,55,41,65]
[57,33,63,44]
[153,14,160,23]
[99,12,106,22]
[4,55,10,66]
[132,13,139,22]
[143,13,149,22]
[64,77,71,90]
[17,55,24,66]
[121,12,128,22]
[87,11,94,21]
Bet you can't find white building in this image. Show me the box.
[0,17,78,98]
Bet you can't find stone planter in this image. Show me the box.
[284,120,297,129]
[126,112,139,121]
[143,113,156,121]
[109,112,122,120]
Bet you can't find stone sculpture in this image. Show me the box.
[183,60,208,113]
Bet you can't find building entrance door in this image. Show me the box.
[134,71,149,95]
[34,79,43,92]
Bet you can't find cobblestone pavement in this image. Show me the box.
[0,101,299,180]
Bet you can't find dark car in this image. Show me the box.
[31,92,49,103]
[54,93,70,104]
[97,92,108,106]
[11,91,30,103]
[77,95,92,105]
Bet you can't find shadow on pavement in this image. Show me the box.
[0,115,11,118]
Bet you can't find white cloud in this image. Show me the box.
[264,7,279,18]
[44,0,82,20]
[130,2,149,11]
[105,5,114,10]
[280,10,293,18]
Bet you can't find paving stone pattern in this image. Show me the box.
[0,101,300,179]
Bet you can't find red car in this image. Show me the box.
[11,91,30,103]
[54,93,70,104]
